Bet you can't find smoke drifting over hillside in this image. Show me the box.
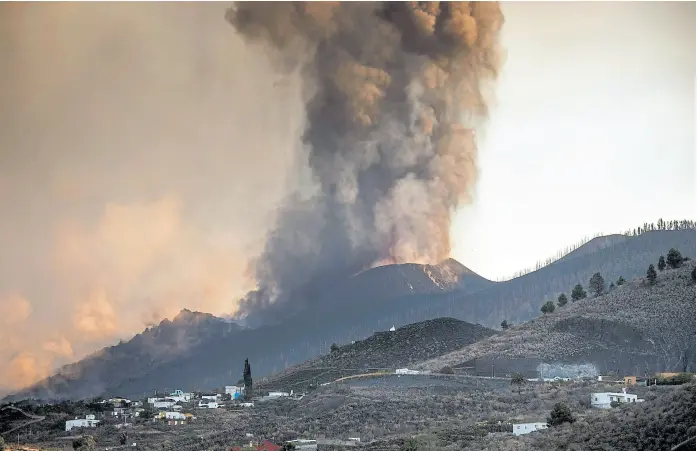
[0,3,304,394]
[228,2,505,324]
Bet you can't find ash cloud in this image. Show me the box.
[228,2,505,325]
[0,3,304,394]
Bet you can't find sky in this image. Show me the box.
[0,1,694,393]
[451,1,696,279]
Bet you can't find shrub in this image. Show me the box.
[547,402,574,426]
[571,284,587,301]
[589,272,605,297]
[658,255,666,271]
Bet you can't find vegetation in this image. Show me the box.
[499,218,695,281]
[510,373,525,395]
[330,343,340,353]
[547,402,574,426]
[500,320,509,330]
[616,276,626,286]
[647,264,657,285]
[589,272,605,297]
[556,293,568,308]
[570,284,587,301]
[73,435,96,450]
[243,358,253,400]
[439,366,455,375]
[540,301,555,315]
[658,255,666,271]
[667,248,684,269]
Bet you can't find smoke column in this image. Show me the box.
[228,2,504,325]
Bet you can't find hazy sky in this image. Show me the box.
[452,1,696,279]
[0,1,694,392]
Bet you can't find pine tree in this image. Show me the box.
[657,255,666,271]
[589,272,605,297]
[541,301,555,315]
[616,276,626,286]
[557,293,568,308]
[511,373,525,395]
[667,248,683,269]
[571,283,587,301]
[647,264,657,285]
[501,320,509,330]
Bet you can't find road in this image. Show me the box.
[0,406,45,436]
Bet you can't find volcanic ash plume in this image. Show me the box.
[227,2,504,324]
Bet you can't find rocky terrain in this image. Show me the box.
[6,228,694,401]
[258,318,496,392]
[418,262,697,378]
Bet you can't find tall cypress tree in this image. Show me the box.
[243,358,253,400]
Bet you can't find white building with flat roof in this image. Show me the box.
[65,416,100,432]
[512,422,548,436]
[591,388,644,409]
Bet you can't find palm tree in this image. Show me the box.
[511,372,526,395]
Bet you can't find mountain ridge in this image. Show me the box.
[4,227,695,401]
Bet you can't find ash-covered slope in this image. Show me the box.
[5,229,694,401]
[418,262,697,377]
[258,318,496,391]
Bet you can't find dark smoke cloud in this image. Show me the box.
[227,2,505,326]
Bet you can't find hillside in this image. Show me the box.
[486,383,696,451]
[418,262,697,377]
[5,228,695,401]
[257,318,496,391]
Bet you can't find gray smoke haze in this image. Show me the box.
[227,2,505,325]
[0,2,306,394]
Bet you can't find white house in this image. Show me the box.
[268,391,290,398]
[512,422,548,436]
[200,394,219,402]
[240,402,254,408]
[225,386,242,396]
[591,388,644,409]
[65,416,100,432]
[164,411,186,420]
[198,401,219,409]
[396,368,421,375]
[389,325,396,332]
[167,390,192,403]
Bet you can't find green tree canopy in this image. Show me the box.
[547,402,575,427]
[647,264,657,285]
[500,320,509,330]
[541,300,555,315]
[658,255,666,271]
[557,293,568,307]
[616,276,626,286]
[667,248,683,269]
[571,283,587,301]
[511,372,526,394]
[589,272,605,297]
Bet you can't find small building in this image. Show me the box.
[240,402,254,408]
[267,391,290,398]
[167,390,192,403]
[512,422,548,436]
[389,325,396,332]
[591,388,644,409]
[65,416,100,432]
[199,401,219,409]
[225,386,243,396]
[396,368,421,375]
[286,439,317,450]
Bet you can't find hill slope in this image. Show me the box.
[257,318,496,391]
[418,262,697,377]
[6,229,695,401]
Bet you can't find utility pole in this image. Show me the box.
[491,363,495,379]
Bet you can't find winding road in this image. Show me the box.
[0,406,45,436]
